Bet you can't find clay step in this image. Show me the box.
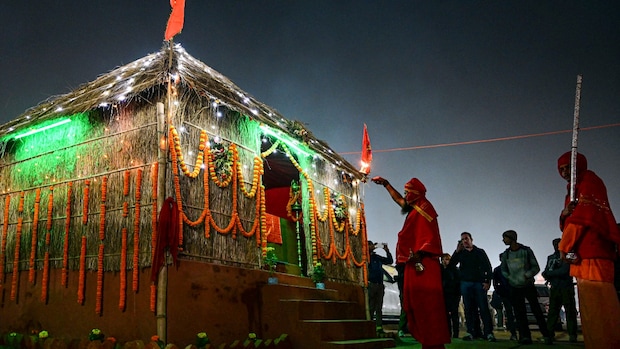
[279,299,364,320]
[324,338,396,349]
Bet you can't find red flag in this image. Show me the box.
[164,0,186,41]
[360,124,372,175]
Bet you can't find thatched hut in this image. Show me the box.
[0,43,372,347]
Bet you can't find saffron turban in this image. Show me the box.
[404,178,426,196]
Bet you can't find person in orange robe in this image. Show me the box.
[372,176,450,349]
[557,151,620,347]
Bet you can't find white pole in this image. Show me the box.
[570,74,582,202]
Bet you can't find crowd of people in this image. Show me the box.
[367,152,620,348]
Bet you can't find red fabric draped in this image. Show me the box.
[151,197,180,282]
[397,195,450,347]
[164,0,186,41]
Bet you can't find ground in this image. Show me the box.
[384,324,584,348]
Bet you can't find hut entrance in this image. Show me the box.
[261,146,308,277]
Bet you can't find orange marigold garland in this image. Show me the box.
[119,228,127,311]
[46,186,54,231]
[99,176,107,240]
[0,195,11,290]
[123,170,130,196]
[42,187,54,301]
[96,177,107,315]
[62,183,71,286]
[82,180,90,225]
[169,125,207,178]
[11,192,25,301]
[29,188,42,283]
[132,169,142,292]
[11,217,23,301]
[150,284,157,312]
[41,251,50,303]
[123,170,130,217]
[169,130,184,248]
[77,236,86,304]
[96,243,104,315]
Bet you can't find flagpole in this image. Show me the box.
[570,74,583,202]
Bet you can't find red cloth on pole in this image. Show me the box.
[265,213,283,244]
[151,197,180,282]
[359,124,372,175]
[164,0,186,41]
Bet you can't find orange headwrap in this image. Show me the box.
[404,178,426,196]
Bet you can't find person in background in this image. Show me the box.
[441,253,461,339]
[557,152,620,347]
[616,223,620,302]
[394,263,409,337]
[542,238,578,343]
[372,176,450,349]
[492,254,517,341]
[367,240,393,333]
[449,232,496,342]
[500,230,552,345]
[458,299,465,330]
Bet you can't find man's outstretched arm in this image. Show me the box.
[371,176,405,208]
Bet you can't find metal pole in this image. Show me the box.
[570,74,582,202]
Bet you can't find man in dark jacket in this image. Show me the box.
[492,254,517,341]
[450,232,496,342]
[542,238,578,343]
[441,253,461,338]
[367,240,393,332]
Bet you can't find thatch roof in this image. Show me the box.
[0,43,362,179]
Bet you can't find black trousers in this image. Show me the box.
[510,284,550,339]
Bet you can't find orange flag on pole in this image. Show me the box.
[360,124,372,175]
[164,0,186,41]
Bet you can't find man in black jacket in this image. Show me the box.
[450,232,496,342]
[441,253,461,338]
[542,238,578,343]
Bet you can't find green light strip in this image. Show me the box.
[14,118,72,139]
[259,125,313,157]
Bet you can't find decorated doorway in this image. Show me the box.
[261,140,308,276]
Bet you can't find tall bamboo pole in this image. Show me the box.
[570,74,583,202]
[156,101,168,342]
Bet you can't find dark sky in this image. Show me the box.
[1,1,619,274]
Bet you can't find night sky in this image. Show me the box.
[1,1,619,276]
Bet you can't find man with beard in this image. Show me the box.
[372,176,450,349]
[557,151,620,347]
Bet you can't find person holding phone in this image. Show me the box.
[367,240,393,333]
[450,232,496,342]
